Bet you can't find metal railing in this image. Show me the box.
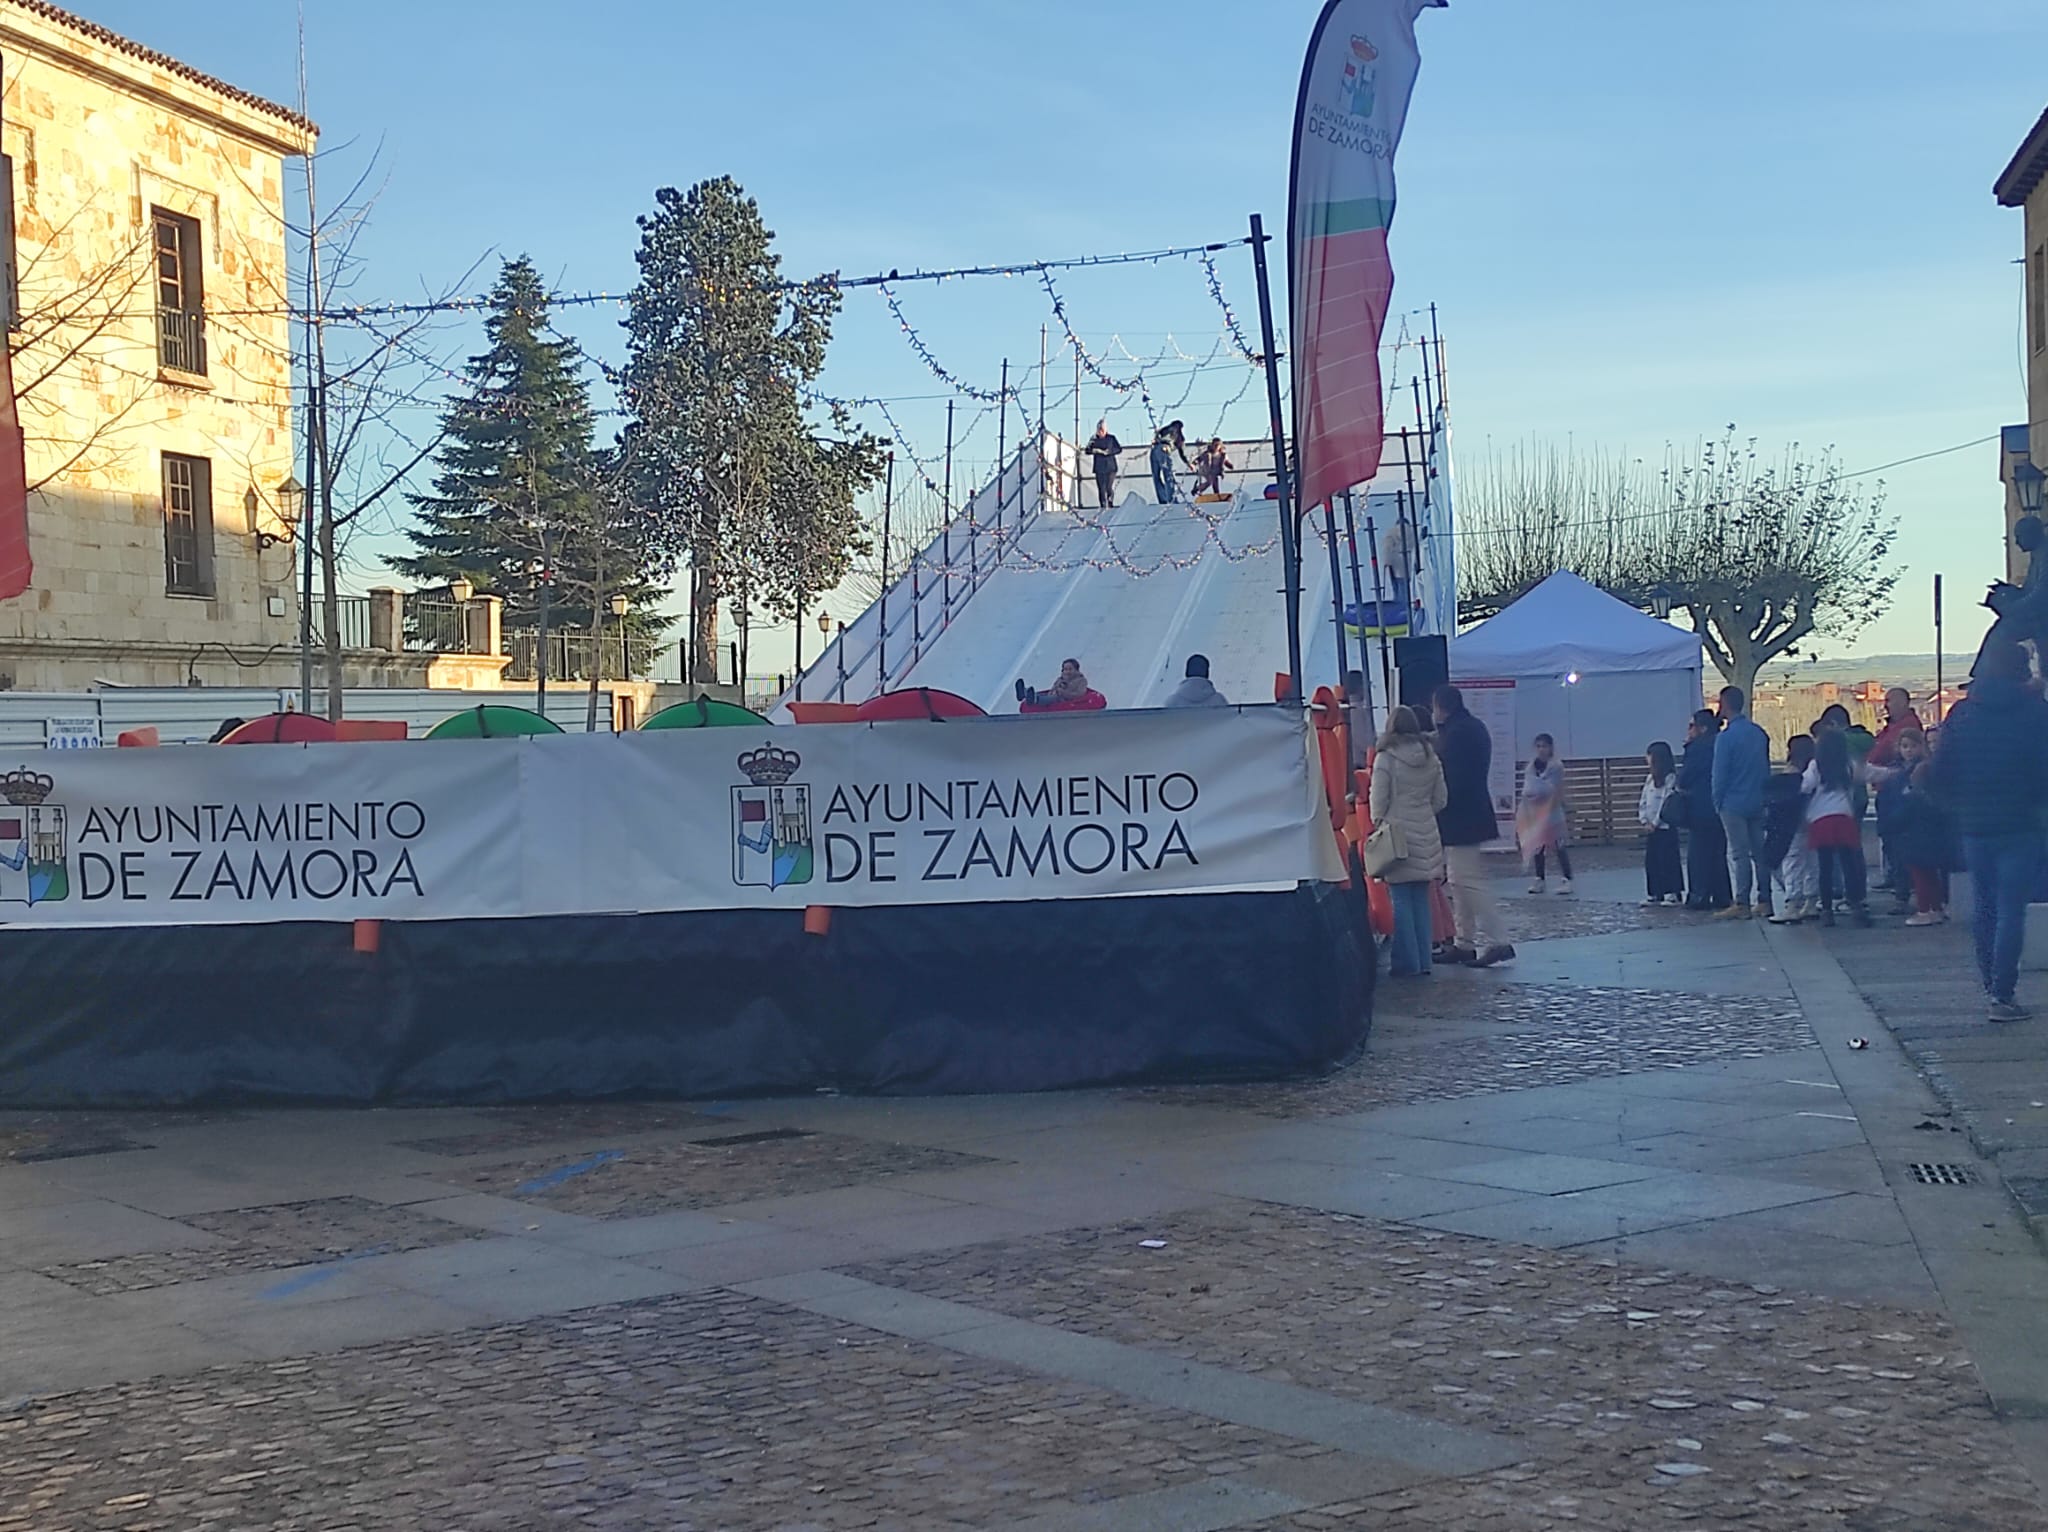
[504,630,658,682]
[333,595,371,651]
[404,596,470,653]
[157,307,207,374]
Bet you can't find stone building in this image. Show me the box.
[1996,105,2048,581]
[0,1,314,690]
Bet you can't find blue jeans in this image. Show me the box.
[1387,881,1433,975]
[1151,450,1176,503]
[1722,809,1768,907]
[1963,833,2043,1004]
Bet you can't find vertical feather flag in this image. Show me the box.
[1288,0,1443,514]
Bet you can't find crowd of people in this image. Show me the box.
[1081,419,1237,508]
[1367,656,2048,1024]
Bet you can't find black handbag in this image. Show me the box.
[1658,788,1689,831]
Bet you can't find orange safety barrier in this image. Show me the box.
[115,727,159,748]
[336,719,408,742]
[787,701,860,724]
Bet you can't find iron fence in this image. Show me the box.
[333,595,371,651]
[504,630,661,682]
[405,596,470,653]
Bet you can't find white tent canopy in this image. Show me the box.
[1452,571,1702,679]
[1450,572,1704,762]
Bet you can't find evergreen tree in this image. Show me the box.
[618,178,882,681]
[396,257,665,650]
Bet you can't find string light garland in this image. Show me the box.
[1202,251,1265,367]
[877,284,1018,404]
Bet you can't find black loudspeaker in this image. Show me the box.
[1394,635,1449,710]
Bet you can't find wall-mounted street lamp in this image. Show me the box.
[2015,460,2045,519]
[250,475,304,551]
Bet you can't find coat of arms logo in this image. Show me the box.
[0,768,68,905]
[1337,35,1379,118]
[731,745,813,890]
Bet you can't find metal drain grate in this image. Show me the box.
[692,1128,814,1148]
[1908,1163,1977,1186]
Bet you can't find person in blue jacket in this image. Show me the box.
[1930,638,2048,1022]
[1712,685,1773,919]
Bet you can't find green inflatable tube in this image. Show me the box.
[424,705,566,740]
[641,696,770,730]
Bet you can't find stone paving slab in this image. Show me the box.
[1829,900,2048,1238]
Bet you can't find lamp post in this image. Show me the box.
[274,473,306,706]
[610,592,630,678]
[1649,585,1675,621]
[815,609,835,703]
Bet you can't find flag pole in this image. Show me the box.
[1250,212,1304,703]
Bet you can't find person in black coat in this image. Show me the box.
[1431,684,1513,967]
[1084,421,1122,510]
[1680,708,1733,910]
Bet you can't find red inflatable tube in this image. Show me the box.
[1019,690,1107,714]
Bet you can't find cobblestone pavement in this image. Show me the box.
[0,1111,240,1164]
[854,1202,2041,1530]
[457,1130,996,1218]
[42,1197,481,1296]
[1497,893,1702,941]
[4,854,2047,1527]
[1143,983,1812,1118]
[0,1289,1329,1531]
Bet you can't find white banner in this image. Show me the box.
[0,707,1337,927]
[1459,679,1519,850]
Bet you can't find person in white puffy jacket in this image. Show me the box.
[1369,705,1448,977]
[1638,740,1685,906]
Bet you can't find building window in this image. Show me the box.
[153,208,206,374]
[162,452,214,597]
[2030,244,2048,357]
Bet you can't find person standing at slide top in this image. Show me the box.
[1084,420,1122,510]
[1150,420,1192,504]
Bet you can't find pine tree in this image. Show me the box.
[396,257,665,650]
[618,178,882,682]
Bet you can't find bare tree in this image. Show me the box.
[1458,431,1900,698]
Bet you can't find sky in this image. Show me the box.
[84,0,2048,671]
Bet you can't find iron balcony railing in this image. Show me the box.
[157,307,207,375]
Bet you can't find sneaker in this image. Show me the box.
[1640,896,1664,908]
[1436,944,1477,966]
[1904,912,1942,927]
[1820,907,1837,928]
[1768,906,1801,925]
[1555,880,1574,896]
[1663,894,1684,907]
[1989,1000,2032,1023]
[1712,904,1752,921]
[1473,943,1517,968]
[1852,906,1874,929]
[1527,879,1545,895]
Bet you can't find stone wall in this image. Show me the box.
[0,5,315,687]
